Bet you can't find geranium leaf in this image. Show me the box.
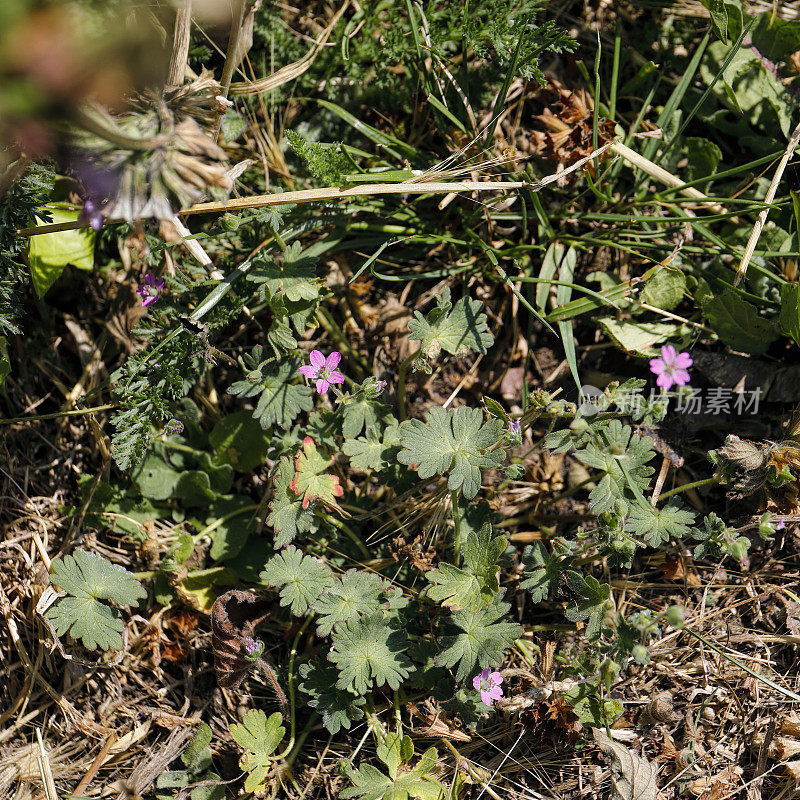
[312,569,387,636]
[230,710,285,793]
[298,658,366,734]
[398,407,504,499]
[260,545,334,616]
[267,456,317,548]
[626,499,696,548]
[291,437,344,509]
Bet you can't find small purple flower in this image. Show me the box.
[80,199,104,232]
[506,419,522,445]
[649,345,692,390]
[299,350,345,394]
[776,517,786,531]
[163,419,184,436]
[243,636,258,656]
[136,274,165,308]
[473,668,503,706]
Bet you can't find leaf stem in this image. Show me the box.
[274,614,313,760]
[658,476,719,501]
[396,349,421,422]
[451,491,463,566]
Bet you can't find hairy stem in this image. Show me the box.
[396,349,420,422]
[451,491,463,566]
[658,476,719,501]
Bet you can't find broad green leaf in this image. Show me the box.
[130,455,180,500]
[175,470,216,507]
[627,499,696,548]
[342,394,391,439]
[426,564,485,612]
[398,407,504,499]
[207,496,256,561]
[598,318,692,358]
[291,437,344,509]
[641,267,686,311]
[408,288,494,364]
[343,422,401,472]
[329,613,413,695]
[230,710,285,793]
[46,549,146,650]
[312,570,387,636]
[267,457,317,548]
[27,206,95,297]
[780,283,800,347]
[247,243,320,303]
[182,723,213,770]
[521,540,572,603]
[701,289,779,355]
[683,137,722,182]
[437,599,522,682]
[298,658,366,734]
[260,546,334,615]
[209,411,271,471]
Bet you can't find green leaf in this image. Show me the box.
[342,395,391,439]
[290,437,344,509]
[343,422,401,472]
[563,571,611,642]
[267,457,317,548]
[598,318,692,357]
[575,421,656,513]
[699,0,739,43]
[780,283,800,347]
[207,496,256,561]
[408,288,494,364]
[521,541,572,603]
[228,353,313,430]
[398,407,504,499]
[175,470,217,507]
[340,734,445,800]
[46,549,146,650]
[626,499,696,548]
[426,564,486,612]
[229,710,285,793]
[683,137,722,182]
[298,658,366,734]
[247,242,320,303]
[27,206,95,297]
[260,545,334,615]
[702,289,779,355]
[130,454,180,501]
[312,570,387,636]
[641,267,686,312]
[437,598,522,682]
[209,411,271,472]
[329,613,413,695]
[182,723,213,770]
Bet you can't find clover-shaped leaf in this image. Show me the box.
[290,437,344,509]
[46,549,146,651]
[260,546,334,616]
[408,287,494,364]
[398,407,504,499]
[329,613,413,695]
[230,710,285,793]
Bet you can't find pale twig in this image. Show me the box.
[733,119,800,286]
[167,0,193,88]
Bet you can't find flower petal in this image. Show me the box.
[480,690,493,705]
[473,674,482,691]
[325,351,342,370]
[487,685,503,700]
[661,344,677,362]
[656,372,674,389]
[489,671,503,685]
[649,358,666,375]
[479,668,490,681]
[316,378,330,394]
[674,352,693,369]
[672,369,691,386]
[141,295,156,308]
[309,350,326,369]
[298,365,318,379]
[328,370,345,385]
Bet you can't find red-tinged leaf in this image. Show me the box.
[291,437,344,509]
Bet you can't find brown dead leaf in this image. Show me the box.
[594,728,659,800]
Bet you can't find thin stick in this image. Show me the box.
[733,119,800,286]
[214,0,246,140]
[167,0,193,88]
[72,733,118,799]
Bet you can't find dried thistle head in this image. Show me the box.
[709,435,774,495]
[71,72,232,222]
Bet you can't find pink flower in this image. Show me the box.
[649,345,692,390]
[299,350,345,394]
[136,274,165,308]
[472,668,503,705]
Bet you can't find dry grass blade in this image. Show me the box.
[228,1,351,97]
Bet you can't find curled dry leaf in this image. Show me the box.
[211,589,270,689]
[593,728,659,800]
